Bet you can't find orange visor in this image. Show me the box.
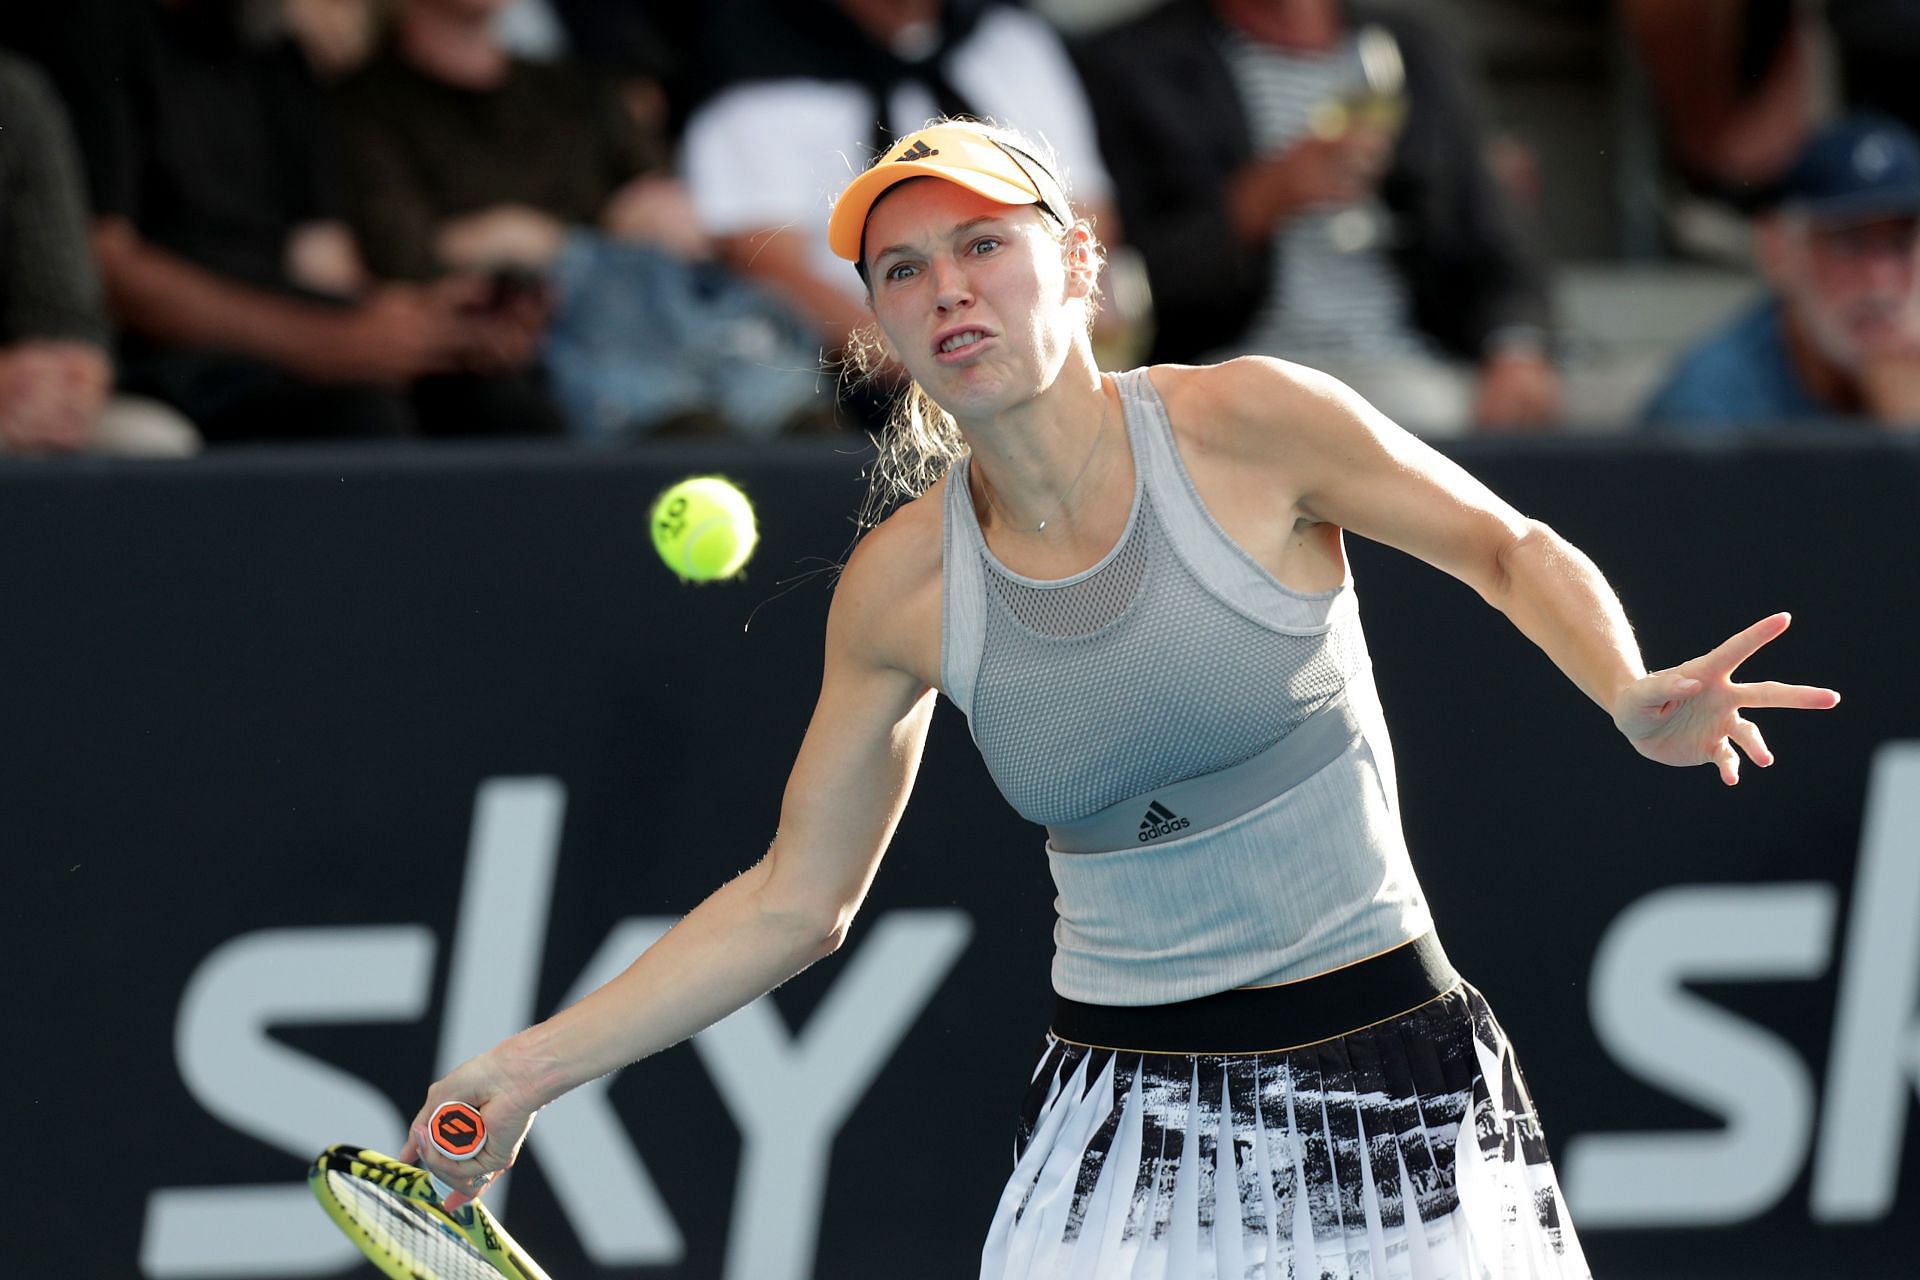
[827,123,1072,279]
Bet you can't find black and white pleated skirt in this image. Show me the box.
[980,934,1591,1279]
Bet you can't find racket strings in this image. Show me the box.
[323,1169,501,1280]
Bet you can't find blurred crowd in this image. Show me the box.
[1,0,1917,459]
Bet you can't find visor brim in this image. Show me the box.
[828,162,1042,263]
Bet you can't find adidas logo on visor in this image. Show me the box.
[1138,801,1190,843]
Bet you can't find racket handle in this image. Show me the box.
[427,1100,488,1161]
[424,1099,488,1204]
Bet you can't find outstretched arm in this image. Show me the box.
[401,529,938,1203]
[1209,357,1839,784]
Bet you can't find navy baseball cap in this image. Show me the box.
[1773,114,1920,221]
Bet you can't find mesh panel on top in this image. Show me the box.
[989,511,1149,638]
[971,495,1358,826]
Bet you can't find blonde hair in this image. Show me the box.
[842,119,1104,534]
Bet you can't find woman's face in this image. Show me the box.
[863,178,1084,420]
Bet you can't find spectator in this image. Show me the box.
[7,0,562,444]
[334,0,825,439]
[336,0,680,283]
[681,0,1120,361]
[1073,0,1558,436]
[0,48,197,457]
[1642,114,1920,434]
[1620,0,1816,205]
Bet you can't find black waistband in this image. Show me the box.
[1050,931,1459,1056]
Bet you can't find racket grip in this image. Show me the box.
[423,1100,488,1206]
[426,1097,487,1189]
[427,1100,488,1161]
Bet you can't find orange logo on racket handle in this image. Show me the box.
[428,1101,488,1160]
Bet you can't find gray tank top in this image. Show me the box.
[941,368,1431,1006]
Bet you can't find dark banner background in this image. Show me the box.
[5,436,1916,1278]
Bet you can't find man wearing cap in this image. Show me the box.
[1642,113,1920,432]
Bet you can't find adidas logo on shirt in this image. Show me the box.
[1138,801,1189,843]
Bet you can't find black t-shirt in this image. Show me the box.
[333,53,653,281]
[3,0,335,295]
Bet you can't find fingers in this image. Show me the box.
[440,1168,497,1213]
[408,1121,440,1174]
[398,1099,433,1164]
[1704,612,1792,676]
[1714,737,1741,786]
[428,1139,506,1212]
[1730,716,1773,769]
[406,1116,498,1205]
[1718,716,1783,784]
[1737,679,1843,710]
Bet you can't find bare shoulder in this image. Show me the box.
[1144,356,1374,463]
[841,478,946,596]
[828,478,947,690]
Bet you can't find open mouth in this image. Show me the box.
[936,329,990,358]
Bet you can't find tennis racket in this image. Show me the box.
[309,1102,550,1280]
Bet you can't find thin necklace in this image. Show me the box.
[977,381,1112,535]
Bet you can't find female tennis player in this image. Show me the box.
[403,120,1840,1277]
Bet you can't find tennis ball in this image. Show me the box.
[650,475,758,582]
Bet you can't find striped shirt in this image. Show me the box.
[1217,31,1426,360]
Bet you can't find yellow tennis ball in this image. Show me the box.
[650,475,758,582]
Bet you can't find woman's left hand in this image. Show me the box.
[1611,612,1841,785]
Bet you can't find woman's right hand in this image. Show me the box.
[398,1046,543,1211]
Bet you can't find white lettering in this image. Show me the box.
[1812,743,1920,1221]
[1562,883,1835,1226]
[141,927,435,1277]
[697,910,973,1280]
